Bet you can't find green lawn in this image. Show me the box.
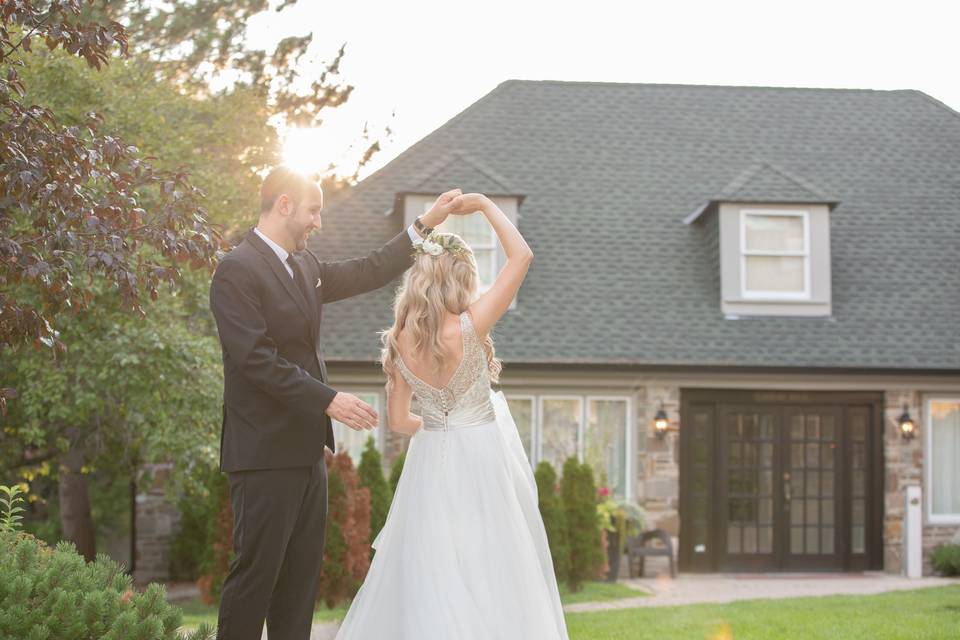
[565,584,960,640]
[176,583,960,638]
[175,580,646,630]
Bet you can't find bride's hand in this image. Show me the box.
[421,188,463,227]
[448,193,490,215]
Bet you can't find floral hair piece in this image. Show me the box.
[415,232,467,258]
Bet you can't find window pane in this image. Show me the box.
[507,396,535,463]
[745,256,805,292]
[744,214,805,252]
[585,399,628,499]
[540,398,582,474]
[331,392,380,464]
[472,248,497,289]
[931,400,960,516]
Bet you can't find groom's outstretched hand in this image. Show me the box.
[326,392,379,431]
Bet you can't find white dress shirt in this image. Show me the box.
[254,224,424,280]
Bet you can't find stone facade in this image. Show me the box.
[883,390,960,575]
[133,462,181,586]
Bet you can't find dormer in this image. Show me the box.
[395,153,524,296]
[685,161,839,318]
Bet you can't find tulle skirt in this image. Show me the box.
[333,390,568,639]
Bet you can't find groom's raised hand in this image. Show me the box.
[326,392,379,431]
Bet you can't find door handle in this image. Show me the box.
[783,471,791,505]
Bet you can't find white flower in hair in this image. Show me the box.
[421,239,444,256]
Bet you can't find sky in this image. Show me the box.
[245,0,959,180]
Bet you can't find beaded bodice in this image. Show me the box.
[395,311,496,431]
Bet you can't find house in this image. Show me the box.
[311,79,960,576]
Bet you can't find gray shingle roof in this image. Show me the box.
[310,80,960,370]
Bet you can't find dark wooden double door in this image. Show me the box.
[679,390,884,572]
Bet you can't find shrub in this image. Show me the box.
[534,461,570,584]
[196,483,234,606]
[561,457,604,592]
[357,439,392,549]
[170,467,227,582]
[931,543,960,576]
[0,530,213,639]
[388,450,406,494]
[317,449,371,608]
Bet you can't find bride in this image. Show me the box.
[334,193,569,639]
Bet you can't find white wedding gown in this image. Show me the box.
[334,311,569,639]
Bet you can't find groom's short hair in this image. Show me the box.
[260,166,317,214]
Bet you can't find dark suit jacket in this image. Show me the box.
[209,227,415,472]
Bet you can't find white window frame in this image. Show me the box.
[511,393,634,501]
[925,395,960,524]
[585,395,634,501]
[507,394,538,461]
[739,209,811,300]
[423,202,499,293]
[330,388,385,461]
[537,395,584,467]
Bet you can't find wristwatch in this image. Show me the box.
[414,216,434,238]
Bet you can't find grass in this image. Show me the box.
[175,580,646,630]
[559,580,648,605]
[565,584,960,639]
[176,583,960,638]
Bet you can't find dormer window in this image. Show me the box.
[684,161,838,318]
[740,209,810,300]
[424,202,499,291]
[401,192,522,304]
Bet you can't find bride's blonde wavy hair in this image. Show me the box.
[380,232,502,389]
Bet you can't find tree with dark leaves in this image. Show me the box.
[0,0,222,413]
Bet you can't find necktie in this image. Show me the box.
[286,254,310,303]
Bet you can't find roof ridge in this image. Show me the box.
[906,89,960,122]
[323,81,513,215]
[502,78,918,96]
[759,161,833,200]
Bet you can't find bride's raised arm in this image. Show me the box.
[450,194,534,340]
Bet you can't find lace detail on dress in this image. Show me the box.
[395,311,495,430]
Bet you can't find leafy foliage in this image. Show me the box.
[318,449,371,608]
[0,483,27,532]
[388,449,406,494]
[931,543,960,576]
[534,461,571,585]
[169,467,227,582]
[357,438,391,549]
[561,457,604,592]
[196,481,234,607]
[0,529,214,639]
[0,0,222,397]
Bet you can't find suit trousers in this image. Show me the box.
[216,458,328,640]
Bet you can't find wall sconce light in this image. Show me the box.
[654,401,669,439]
[898,404,916,441]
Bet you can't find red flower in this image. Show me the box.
[598,486,610,498]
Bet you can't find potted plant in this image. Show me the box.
[596,487,646,582]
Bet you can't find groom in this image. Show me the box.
[209,166,461,640]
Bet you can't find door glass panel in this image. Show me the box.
[822,527,835,554]
[791,527,803,554]
[759,526,773,553]
[787,409,841,559]
[848,408,870,556]
[724,410,774,556]
[728,526,741,553]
